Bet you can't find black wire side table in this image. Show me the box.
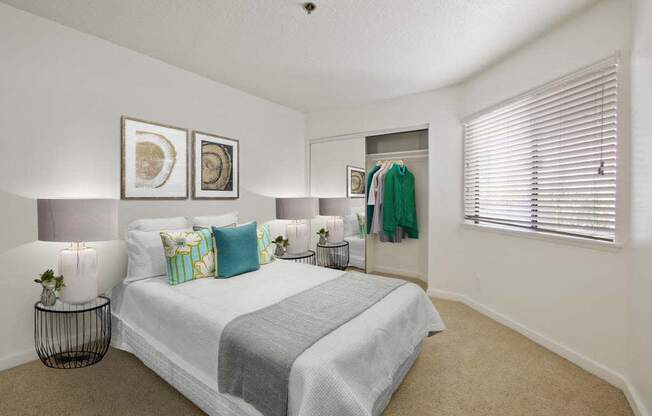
[278,250,316,265]
[316,241,349,270]
[34,296,111,369]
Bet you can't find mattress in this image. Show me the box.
[344,235,365,269]
[109,260,444,416]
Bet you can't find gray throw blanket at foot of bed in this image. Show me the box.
[218,272,406,416]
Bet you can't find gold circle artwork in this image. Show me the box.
[351,171,364,194]
[135,132,176,189]
[201,142,232,190]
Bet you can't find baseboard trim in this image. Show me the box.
[0,348,36,372]
[623,378,651,416]
[370,265,426,281]
[427,288,649,416]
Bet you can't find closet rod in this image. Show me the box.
[366,149,428,161]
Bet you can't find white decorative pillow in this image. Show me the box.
[189,212,239,229]
[125,227,191,283]
[128,217,190,232]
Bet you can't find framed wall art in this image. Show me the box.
[121,116,188,200]
[192,131,239,199]
[347,165,365,198]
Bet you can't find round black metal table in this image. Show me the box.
[34,296,111,369]
[278,250,316,265]
[316,241,350,270]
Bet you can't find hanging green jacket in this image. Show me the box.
[365,165,381,234]
[382,164,418,239]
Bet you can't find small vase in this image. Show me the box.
[275,244,285,257]
[318,235,327,245]
[40,286,57,306]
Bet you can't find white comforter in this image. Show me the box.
[110,260,444,416]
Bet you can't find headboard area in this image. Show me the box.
[96,190,285,293]
[117,189,277,237]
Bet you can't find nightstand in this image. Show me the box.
[34,296,111,369]
[316,241,349,270]
[277,250,316,265]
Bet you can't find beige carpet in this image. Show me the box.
[0,298,632,416]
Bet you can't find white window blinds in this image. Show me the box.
[464,57,619,242]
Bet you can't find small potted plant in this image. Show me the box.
[316,228,329,245]
[274,235,289,257]
[34,269,65,306]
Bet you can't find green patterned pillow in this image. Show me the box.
[257,223,275,264]
[160,228,215,285]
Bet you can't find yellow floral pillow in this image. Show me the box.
[160,228,215,285]
[257,223,275,264]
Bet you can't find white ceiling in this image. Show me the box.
[3,0,597,112]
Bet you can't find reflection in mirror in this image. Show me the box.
[310,138,366,271]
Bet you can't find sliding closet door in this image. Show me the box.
[309,137,366,262]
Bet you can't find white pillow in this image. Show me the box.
[125,224,192,283]
[189,212,238,228]
[128,216,189,232]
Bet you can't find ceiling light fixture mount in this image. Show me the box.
[303,2,316,15]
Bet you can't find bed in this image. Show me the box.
[110,258,444,416]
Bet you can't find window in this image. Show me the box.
[463,57,618,242]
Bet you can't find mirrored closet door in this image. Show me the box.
[309,137,366,271]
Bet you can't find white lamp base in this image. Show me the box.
[326,217,344,243]
[58,244,98,304]
[286,221,309,254]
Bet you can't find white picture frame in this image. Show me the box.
[347,165,365,198]
[121,117,188,200]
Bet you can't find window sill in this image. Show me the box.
[460,222,624,252]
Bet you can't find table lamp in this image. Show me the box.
[319,198,351,243]
[275,197,318,254]
[37,199,118,304]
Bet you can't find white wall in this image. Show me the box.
[0,3,306,369]
[456,0,633,378]
[308,0,642,409]
[629,0,652,413]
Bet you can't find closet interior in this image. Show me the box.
[309,127,429,285]
[365,129,429,283]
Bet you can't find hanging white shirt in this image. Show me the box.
[367,162,390,206]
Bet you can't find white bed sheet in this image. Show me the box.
[110,260,444,416]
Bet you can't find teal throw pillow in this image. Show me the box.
[212,222,260,278]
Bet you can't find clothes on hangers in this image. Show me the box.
[383,164,418,239]
[367,161,389,206]
[365,160,417,241]
[376,165,406,243]
[365,164,381,234]
[370,162,393,231]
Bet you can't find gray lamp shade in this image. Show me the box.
[37,199,119,242]
[319,198,351,216]
[275,197,318,220]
